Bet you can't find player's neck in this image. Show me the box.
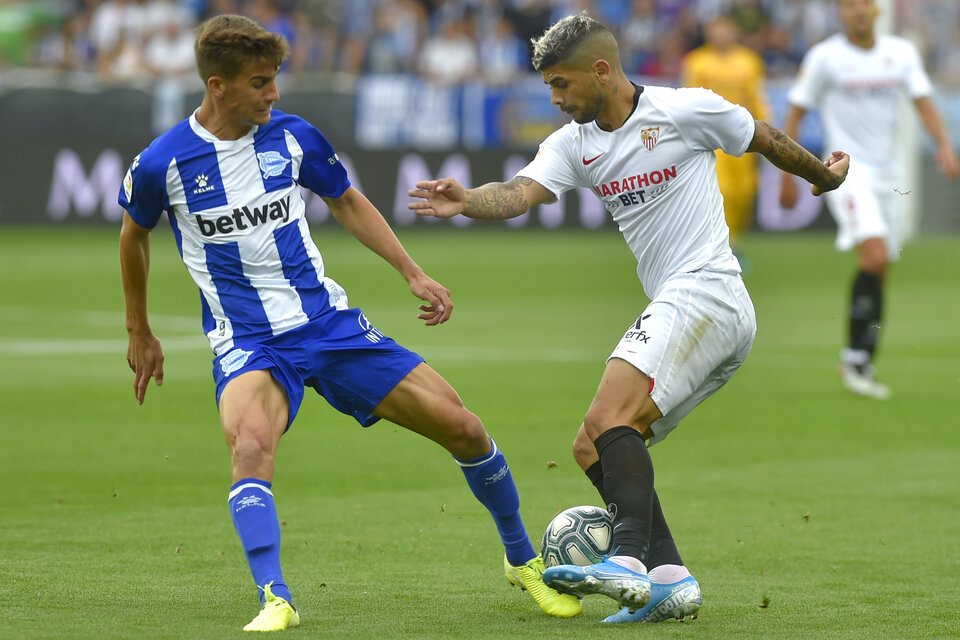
[595,79,638,132]
[845,30,875,50]
[195,99,254,141]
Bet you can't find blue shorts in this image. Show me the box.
[211,306,424,430]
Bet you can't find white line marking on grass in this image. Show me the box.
[0,336,208,355]
[0,307,198,331]
[1,333,954,374]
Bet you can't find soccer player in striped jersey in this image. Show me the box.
[780,0,959,399]
[409,14,848,623]
[119,14,581,631]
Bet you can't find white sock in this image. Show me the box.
[608,555,647,575]
[648,564,691,584]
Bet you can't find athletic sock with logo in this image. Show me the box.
[586,461,681,568]
[455,438,536,567]
[593,426,654,564]
[229,478,293,605]
[847,269,883,369]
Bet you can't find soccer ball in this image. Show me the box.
[540,505,613,567]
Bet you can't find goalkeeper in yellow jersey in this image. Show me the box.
[682,16,769,251]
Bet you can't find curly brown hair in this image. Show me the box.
[195,14,290,82]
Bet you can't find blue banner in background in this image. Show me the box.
[354,75,827,152]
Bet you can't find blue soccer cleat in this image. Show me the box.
[602,575,701,623]
[542,558,651,612]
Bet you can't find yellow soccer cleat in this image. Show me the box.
[243,582,300,632]
[504,555,583,618]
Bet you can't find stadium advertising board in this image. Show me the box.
[0,83,932,232]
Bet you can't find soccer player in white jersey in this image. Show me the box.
[780,0,959,399]
[409,14,849,623]
[118,14,582,632]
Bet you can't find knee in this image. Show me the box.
[858,242,889,276]
[861,255,888,277]
[228,422,276,471]
[572,427,597,469]
[444,410,489,460]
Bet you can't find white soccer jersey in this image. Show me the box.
[119,109,351,355]
[518,85,754,299]
[789,33,932,177]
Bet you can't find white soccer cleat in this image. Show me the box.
[839,364,891,400]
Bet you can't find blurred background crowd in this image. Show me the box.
[2,0,959,86]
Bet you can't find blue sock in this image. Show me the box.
[228,478,293,606]
[455,439,536,567]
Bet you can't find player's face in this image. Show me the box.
[221,61,281,127]
[542,64,603,124]
[838,0,878,39]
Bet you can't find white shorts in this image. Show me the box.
[823,164,905,261]
[608,270,757,446]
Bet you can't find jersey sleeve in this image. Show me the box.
[788,44,828,110]
[902,40,933,98]
[118,149,168,229]
[515,127,584,198]
[670,88,756,157]
[286,119,351,198]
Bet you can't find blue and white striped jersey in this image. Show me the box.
[119,109,352,355]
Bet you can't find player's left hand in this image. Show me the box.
[936,144,960,179]
[409,273,453,326]
[812,151,850,196]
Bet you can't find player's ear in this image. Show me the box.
[207,75,226,97]
[594,59,611,83]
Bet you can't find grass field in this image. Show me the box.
[1,227,958,640]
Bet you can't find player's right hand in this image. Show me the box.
[407,178,465,218]
[811,151,850,196]
[127,331,164,405]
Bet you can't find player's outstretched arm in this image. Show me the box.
[120,212,164,405]
[324,186,453,326]
[408,176,554,221]
[748,119,848,196]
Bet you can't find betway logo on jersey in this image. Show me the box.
[195,195,291,236]
[593,165,678,206]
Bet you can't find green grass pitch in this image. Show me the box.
[1,227,958,639]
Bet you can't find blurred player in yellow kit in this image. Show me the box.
[683,16,769,249]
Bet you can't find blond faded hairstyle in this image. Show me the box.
[195,14,290,82]
[530,14,614,71]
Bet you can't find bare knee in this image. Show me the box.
[226,421,277,480]
[442,409,490,460]
[858,239,889,276]
[572,425,598,471]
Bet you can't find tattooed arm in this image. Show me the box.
[408,176,555,220]
[747,119,849,196]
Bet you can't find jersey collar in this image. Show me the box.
[189,108,260,145]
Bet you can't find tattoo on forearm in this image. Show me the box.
[463,177,532,220]
[754,121,835,189]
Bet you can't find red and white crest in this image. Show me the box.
[641,127,660,151]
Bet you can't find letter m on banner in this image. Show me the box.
[47,149,125,221]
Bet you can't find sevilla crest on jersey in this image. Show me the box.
[641,127,660,151]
